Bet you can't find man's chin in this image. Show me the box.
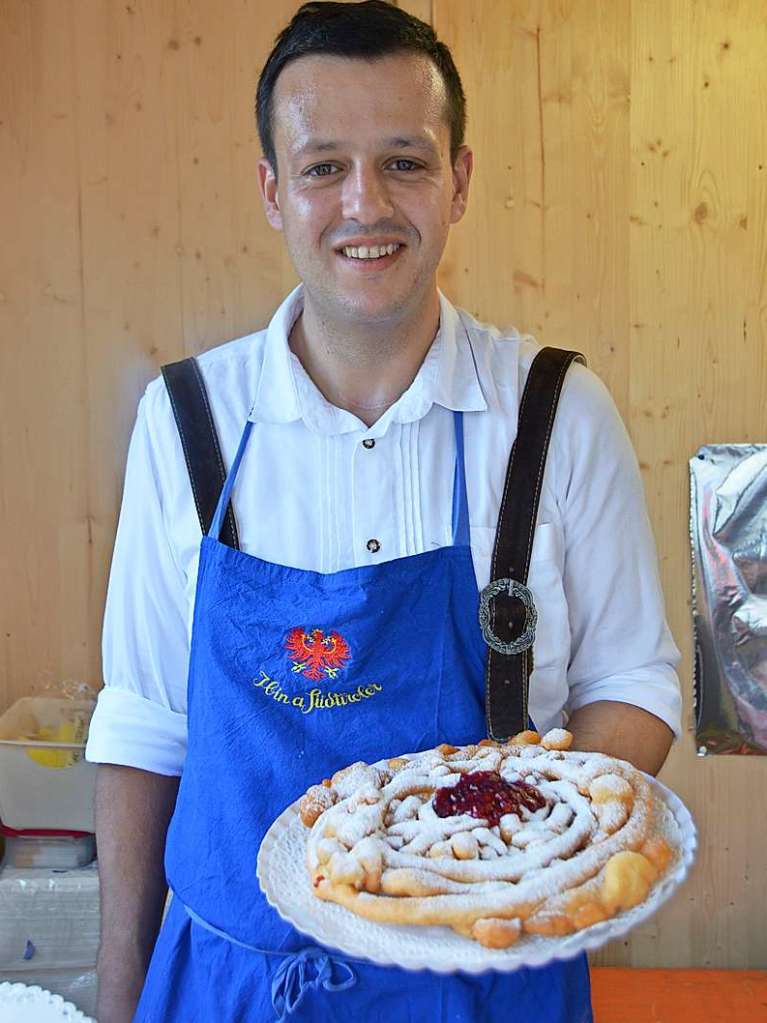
[332,291,411,327]
[300,273,432,329]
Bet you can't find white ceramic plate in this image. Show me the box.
[257,773,697,974]
[0,983,95,1023]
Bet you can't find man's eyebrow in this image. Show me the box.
[293,136,439,158]
[383,136,438,155]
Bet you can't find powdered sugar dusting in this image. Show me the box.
[302,738,675,943]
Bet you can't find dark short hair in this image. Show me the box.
[256,1,466,176]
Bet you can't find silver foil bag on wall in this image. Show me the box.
[690,444,767,755]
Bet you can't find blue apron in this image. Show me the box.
[134,411,593,1022]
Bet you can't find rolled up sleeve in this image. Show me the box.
[85,688,187,775]
[555,366,683,737]
[86,391,190,775]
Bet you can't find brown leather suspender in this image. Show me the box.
[482,346,585,740]
[161,357,241,550]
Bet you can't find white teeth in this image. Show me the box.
[342,243,401,260]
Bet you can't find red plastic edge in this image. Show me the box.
[0,822,93,838]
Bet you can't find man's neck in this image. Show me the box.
[288,290,441,428]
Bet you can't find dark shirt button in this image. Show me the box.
[362,438,375,449]
[366,538,381,553]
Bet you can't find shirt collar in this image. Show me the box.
[249,284,487,436]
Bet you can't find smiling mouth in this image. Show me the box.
[337,242,404,262]
[341,241,402,259]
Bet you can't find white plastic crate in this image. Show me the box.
[0,699,96,832]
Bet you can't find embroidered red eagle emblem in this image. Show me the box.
[285,628,351,681]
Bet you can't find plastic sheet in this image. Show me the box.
[690,444,767,754]
[0,864,100,972]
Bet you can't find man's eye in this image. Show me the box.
[307,163,337,177]
[390,159,419,171]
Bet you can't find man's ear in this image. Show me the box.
[449,145,473,225]
[257,158,283,231]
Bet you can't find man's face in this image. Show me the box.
[258,52,472,327]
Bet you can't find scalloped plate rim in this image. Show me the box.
[0,982,95,1023]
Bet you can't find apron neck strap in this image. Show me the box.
[211,411,471,546]
[209,420,254,541]
[451,411,470,547]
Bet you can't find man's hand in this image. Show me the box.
[566,700,674,776]
[95,765,180,1023]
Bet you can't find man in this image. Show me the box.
[87,3,681,1021]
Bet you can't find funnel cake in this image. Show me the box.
[298,730,675,948]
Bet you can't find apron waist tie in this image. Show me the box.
[181,900,357,1021]
[271,946,356,1021]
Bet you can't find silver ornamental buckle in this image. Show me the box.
[478,578,538,656]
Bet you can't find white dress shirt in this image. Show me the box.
[85,286,682,775]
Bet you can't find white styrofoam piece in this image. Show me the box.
[0,865,100,972]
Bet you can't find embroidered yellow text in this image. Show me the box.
[252,671,383,714]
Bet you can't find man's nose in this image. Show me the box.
[341,164,394,224]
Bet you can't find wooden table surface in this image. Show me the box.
[591,968,767,1022]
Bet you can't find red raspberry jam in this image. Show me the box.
[433,771,546,826]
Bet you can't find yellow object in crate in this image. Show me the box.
[24,715,88,768]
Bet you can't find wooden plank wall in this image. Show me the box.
[1,0,765,969]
